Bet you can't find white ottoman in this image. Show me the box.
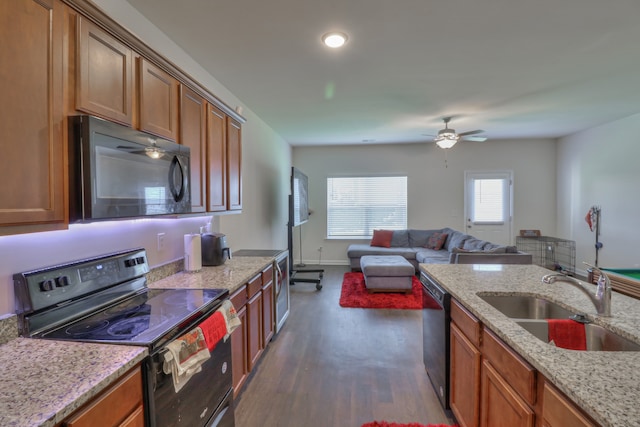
[360,255,414,294]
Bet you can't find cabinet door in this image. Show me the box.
[64,366,143,427]
[206,105,227,211]
[76,16,133,125]
[179,86,207,212]
[138,58,179,140]
[450,322,481,427]
[480,360,534,427]
[247,291,264,371]
[0,0,67,235]
[226,117,242,211]
[231,304,248,398]
[542,382,596,427]
[262,279,274,346]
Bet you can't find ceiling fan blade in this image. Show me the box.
[458,129,484,137]
[462,135,487,142]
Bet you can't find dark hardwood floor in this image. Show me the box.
[235,265,457,427]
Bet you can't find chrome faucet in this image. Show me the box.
[541,263,611,317]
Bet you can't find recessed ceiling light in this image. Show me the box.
[322,32,348,48]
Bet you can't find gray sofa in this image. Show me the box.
[347,227,532,272]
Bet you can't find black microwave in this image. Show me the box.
[69,115,191,221]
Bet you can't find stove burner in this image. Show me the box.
[106,314,168,339]
[66,319,109,337]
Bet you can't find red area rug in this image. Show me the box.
[339,272,441,310]
[362,422,457,427]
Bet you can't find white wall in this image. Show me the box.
[0,0,291,316]
[557,112,640,275]
[291,139,558,265]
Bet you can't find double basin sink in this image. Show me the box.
[479,294,640,351]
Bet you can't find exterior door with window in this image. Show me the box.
[464,171,513,245]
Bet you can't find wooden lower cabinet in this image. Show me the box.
[450,317,481,427]
[542,382,597,427]
[230,264,276,398]
[62,366,143,427]
[262,265,275,345]
[247,288,263,370]
[449,298,601,427]
[480,360,534,427]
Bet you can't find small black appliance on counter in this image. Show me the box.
[202,232,231,266]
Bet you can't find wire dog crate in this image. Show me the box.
[516,236,576,276]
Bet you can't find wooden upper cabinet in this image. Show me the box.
[227,117,242,211]
[207,105,228,212]
[138,58,179,141]
[180,86,207,213]
[76,16,133,125]
[0,0,67,235]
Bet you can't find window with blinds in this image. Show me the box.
[326,176,407,239]
[471,178,505,223]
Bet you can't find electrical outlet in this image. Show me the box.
[157,233,166,251]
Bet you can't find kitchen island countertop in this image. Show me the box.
[420,263,640,427]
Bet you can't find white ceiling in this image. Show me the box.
[125,0,640,146]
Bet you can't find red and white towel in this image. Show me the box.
[162,300,242,392]
[163,327,211,392]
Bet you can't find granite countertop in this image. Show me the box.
[0,338,147,427]
[148,255,277,292]
[420,263,640,427]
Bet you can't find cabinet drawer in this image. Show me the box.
[542,382,597,427]
[451,299,481,347]
[482,327,536,405]
[262,264,273,286]
[230,285,247,308]
[247,273,263,298]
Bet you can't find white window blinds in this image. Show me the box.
[327,176,407,238]
[472,178,505,223]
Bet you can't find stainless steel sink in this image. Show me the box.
[479,294,575,319]
[515,320,640,352]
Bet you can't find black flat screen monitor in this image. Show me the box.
[291,167,309,226]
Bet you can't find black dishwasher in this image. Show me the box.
[421,271,451,410]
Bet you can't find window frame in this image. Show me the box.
[326,175,408,240]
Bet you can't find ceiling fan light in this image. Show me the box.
[435,137,458,149]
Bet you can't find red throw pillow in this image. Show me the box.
[425,232,448,250]
[370,229,393,248]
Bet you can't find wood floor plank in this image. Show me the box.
[234,265,456,427]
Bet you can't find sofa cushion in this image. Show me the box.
[425,232,448,250]
[347,244,418,260]
[442,228,472,251]
[390,230,410,247]
[370,229,393,248]
[408,229,442,247]
[416,249,450,264]
[463,238,489,251]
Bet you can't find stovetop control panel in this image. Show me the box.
[14,248,149,315]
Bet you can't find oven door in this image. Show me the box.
[146,334,233,427]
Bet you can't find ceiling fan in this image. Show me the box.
[428,117,487,149]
